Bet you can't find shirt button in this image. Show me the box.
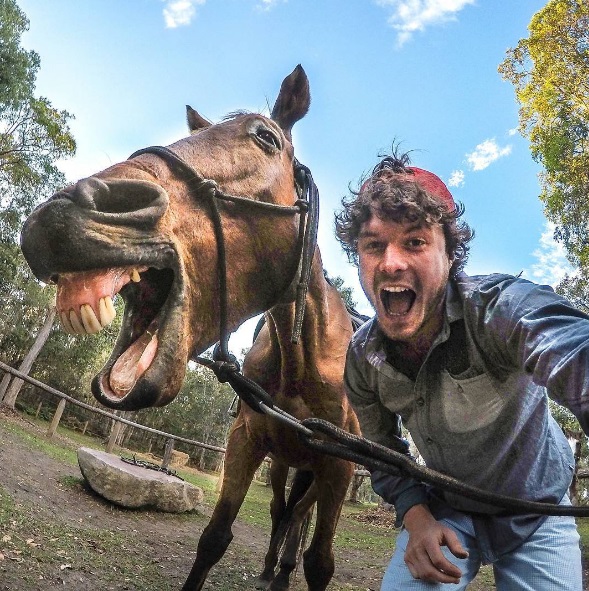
[426,437,434,444]
[416,398,425,407]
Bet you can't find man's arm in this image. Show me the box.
[475,276,589,433]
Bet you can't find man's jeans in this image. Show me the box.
[381,507,582,590]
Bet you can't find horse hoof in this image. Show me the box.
[254,575,273,590]
[268,577,290,591]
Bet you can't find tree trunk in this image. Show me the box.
[0,373,12,402]
[348,468,368,503]
[0,306,56,409]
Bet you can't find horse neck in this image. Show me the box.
[265,250,352,383]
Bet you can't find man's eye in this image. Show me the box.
[362,241,382,252]
[407,238,426,248]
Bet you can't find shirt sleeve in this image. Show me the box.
[344,341,428,525]
[474,276,589,434]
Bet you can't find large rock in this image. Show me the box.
[77,447,203,512]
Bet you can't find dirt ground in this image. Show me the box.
[1,408,588,591]
[0,409,387,591]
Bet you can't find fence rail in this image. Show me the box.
[0,360,370,494]
[0,359,227,456]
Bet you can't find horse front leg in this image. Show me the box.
[302,458,354,591]
[182,420,267,591]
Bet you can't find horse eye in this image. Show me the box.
[255,127,281,150]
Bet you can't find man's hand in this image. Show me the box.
[403,504,469,584]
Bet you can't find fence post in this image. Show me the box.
[46,398,66,439]
[1,306,56,409]
[106,419,122,454]
[162,438,175,470]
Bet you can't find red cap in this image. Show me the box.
[362,166,455,211]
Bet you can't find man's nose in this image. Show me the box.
[379,244,408,274]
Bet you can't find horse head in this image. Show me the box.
[20,65,312,411]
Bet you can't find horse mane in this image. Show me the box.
[222,109,255,121]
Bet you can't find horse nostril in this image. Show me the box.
[64,176,169,228]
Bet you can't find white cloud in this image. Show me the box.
[508,127,519,137]
[523,221,573,288]
[448,169,465,188]
[256,0,284,10]
[163,0,205,28]
[466,138,512,171]
[376,0,476,46]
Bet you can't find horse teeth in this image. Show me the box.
[60,311,75,334]
[131,269,140,282]
[99,296,116,327]
[81,304,102,334]
[69,310,86,335]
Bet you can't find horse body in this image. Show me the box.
[20,66,360,591]
[186,249,360,591]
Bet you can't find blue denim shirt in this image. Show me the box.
[345,273,583,558]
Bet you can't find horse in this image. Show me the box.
[20,65,361,591]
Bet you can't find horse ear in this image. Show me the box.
[186,105,211,132]
[271,65,310,139]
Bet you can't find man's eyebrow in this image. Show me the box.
[358,229,379,239]
[405,222,432,233]
[358,222,430,238]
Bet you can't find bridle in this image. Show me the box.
[128,144,319,365]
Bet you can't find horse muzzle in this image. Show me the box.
[21,176,170,282]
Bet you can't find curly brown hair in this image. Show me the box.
[334,153,474,276]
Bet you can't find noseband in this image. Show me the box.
[127,145,319,364]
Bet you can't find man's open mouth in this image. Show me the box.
[55,265,175,399]
[380,286,416,316]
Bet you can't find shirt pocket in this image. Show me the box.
[441,371,508,434]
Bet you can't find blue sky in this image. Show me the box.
[18,0,570,351]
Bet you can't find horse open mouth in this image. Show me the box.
[380,287,416,316]
[55,265,175,400]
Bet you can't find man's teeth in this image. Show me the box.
[60,295,117,335]
[383,286,410,293]
[131,269,140,282]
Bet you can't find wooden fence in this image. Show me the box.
[0,359,373,500]
[0,359,226,468]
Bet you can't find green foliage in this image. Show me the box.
[0,0,77,372]
[0,0,76,234]
[0,0,38,107]
[498,0,589,270]
[324,270,357,309]
[0,1,120,414]
[132,364,236,468]
[500,2,589,449]
[556,273,589,313]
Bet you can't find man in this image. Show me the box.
[334,152,585,590]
